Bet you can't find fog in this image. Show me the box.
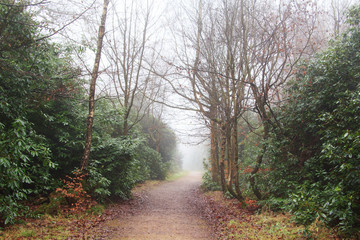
[178,142,209,172]
[162,103,210,172]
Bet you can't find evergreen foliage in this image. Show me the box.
[265,5,360,236]
[0,1,72,224]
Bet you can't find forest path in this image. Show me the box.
[104,172,215,240]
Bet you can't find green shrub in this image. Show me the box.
[202,161,221,191]
[265,5,360,236]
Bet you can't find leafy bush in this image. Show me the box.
[265,5,360,237]
[140,114,181,174]
[0,119,53,224]
[86,163,111,203]
[89,137,137,199]
[137,143,165,180]
[202,161,221,191]
[0,2,83,224]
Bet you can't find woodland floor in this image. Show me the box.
[1,172,338,239]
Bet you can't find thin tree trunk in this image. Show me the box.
[249,121,269,200]
[219,122,227,192]
[226,117,244,202]
[81,0,110,170]
[123,118,129,136]
[210,119,219,182]
[232,116,244,201]
[156,131,160,152]
[226,124,232,185]
[248,93,270,200]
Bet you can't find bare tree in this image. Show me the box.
[103,0,161,136]
[81,0,110,170]
[157,0,323,201]
[329,0,353,37]
[158,0,249,200]
[238,0,320,199]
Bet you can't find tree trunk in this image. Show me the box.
[232,116,244,200]
[249,96,270,200]
[226,117,244,202]
[123,117,129,136]
[210,119,219,182]
[81,0,110,170]
[219,122,227,192]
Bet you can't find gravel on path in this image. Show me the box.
[104,172,215,240]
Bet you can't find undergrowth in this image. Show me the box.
[203,191,337,240]
[224,212,334,239]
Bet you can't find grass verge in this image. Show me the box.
[202,191,336,240]
[0,205,106,240]
[166,171,189,181]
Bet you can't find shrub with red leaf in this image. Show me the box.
[56,169,96,213]
[245,198,259,211]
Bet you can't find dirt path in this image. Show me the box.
[103,172,215,240]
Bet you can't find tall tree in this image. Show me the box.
[241,0,319,200]
[159,0,322,201]
[159,0,249,199]
[329,0,354,37]
[104,0,160,136]
[81,0,110,170]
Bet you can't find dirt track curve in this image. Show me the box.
[104,172,215,240]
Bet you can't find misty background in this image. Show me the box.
[178,142,209,171]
